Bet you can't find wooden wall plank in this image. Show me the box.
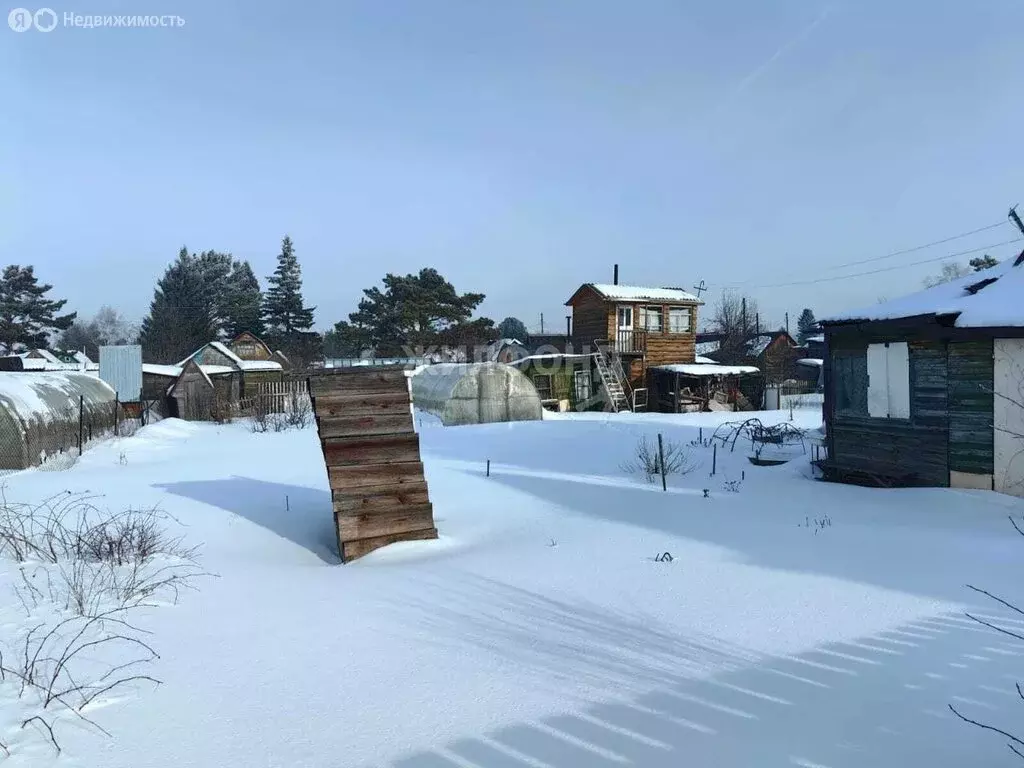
[322,434,422,466]
[341,527,438,561]
[333,485,431,512]
[313,391,412,417]
[335,507,435,538]
[329,461,427,489]
[316,413,415,439]
[309,369,409,395]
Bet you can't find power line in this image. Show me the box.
[740,237,1023,290]
[723,219,1011,288]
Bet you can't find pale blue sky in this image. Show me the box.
[3,0,1023,333]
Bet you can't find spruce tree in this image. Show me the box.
[139,248,218,362]
[0,265,76,354]
[263,236,315,352]
[223,260,265,339]
[796,308,817,345]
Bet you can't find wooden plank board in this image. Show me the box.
[322,433,421,466]
[341,527,438,562]
[329,461,427,489]
[312,391,412,417]
[333,484,430,512]
[335,507,435,539]
[317,412,414,439]
[309,369,409,396]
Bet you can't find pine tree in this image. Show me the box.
[497,317,529,341]
[796,308,817,345]
[0,265,76,355]
[223,260,264,339]
[263,236,315,352]
[139,248,218,363]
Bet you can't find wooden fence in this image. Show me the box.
[240,379,310,415]
[308,367,436,562]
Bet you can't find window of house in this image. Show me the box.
[573,369,591,403]
[641,306,664,333]
[532,374,553,400]
[866,342,911,419]
[832,352,867,416]
[668,308,691,334]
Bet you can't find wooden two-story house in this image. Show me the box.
[565,281,702,409]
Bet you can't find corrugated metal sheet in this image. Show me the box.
[99,345,143,401]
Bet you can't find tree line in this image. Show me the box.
[8,245,999,367]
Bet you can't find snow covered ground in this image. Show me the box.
[0,407,1022,766]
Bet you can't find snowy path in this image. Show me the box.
[0,411,1021,767]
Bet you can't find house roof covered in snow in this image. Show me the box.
[655,363,760,376]
[796,358,823,367]
[694,355,718,364]
[822,253,1024,328]
[566,283,703,305]
[177,340,284,373]
[805,334,824,343]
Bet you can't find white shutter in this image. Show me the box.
[886,342,911,419]
[866,343,889,417]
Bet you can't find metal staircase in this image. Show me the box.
[593,341,632,412]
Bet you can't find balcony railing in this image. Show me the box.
[613,329,647,354]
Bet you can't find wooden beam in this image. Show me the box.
[316,413,415,439]
[336,507,435,539]
[312,391,412,417]
[333,483,430,512]
[341,527,438,562]
[309,369,409,396]
[329,461,427,489]
[322,434,422,466]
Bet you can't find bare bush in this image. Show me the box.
[0,608,161,753]
[621,436,698,483]
[0,491,207,614]
[246,390,313,433]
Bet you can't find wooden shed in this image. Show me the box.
[820,253,1024,495]
[308,366,437,562]
[167,359,218,421]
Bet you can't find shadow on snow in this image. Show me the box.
[154,476,339,564]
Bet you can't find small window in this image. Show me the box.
[573,369,591,403]
[833,352,867,416]
[641,306,664,333]
[668,308,691,334]
[532,374,552,400]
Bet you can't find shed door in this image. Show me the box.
[994,338,1024,496]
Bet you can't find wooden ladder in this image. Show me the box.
[593,341,632,412]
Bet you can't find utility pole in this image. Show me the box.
[1010,206,1024,237]
[785,312,789,335]
[540,313,544,334]
[741,297,747,333]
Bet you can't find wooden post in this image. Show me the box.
[712,443,717,476]
[699,427,703,443]
[78,395,84,453]
[657,433,667,491]
[114,394,119,436]
[674,372,680,413]
[486,459,490,477]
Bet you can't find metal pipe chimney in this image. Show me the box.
[613,264,619,285]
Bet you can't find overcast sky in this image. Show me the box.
[4,0,1023,333]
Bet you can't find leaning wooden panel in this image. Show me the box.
[309,366,437,563]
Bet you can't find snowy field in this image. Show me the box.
[0,407,1022,766]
